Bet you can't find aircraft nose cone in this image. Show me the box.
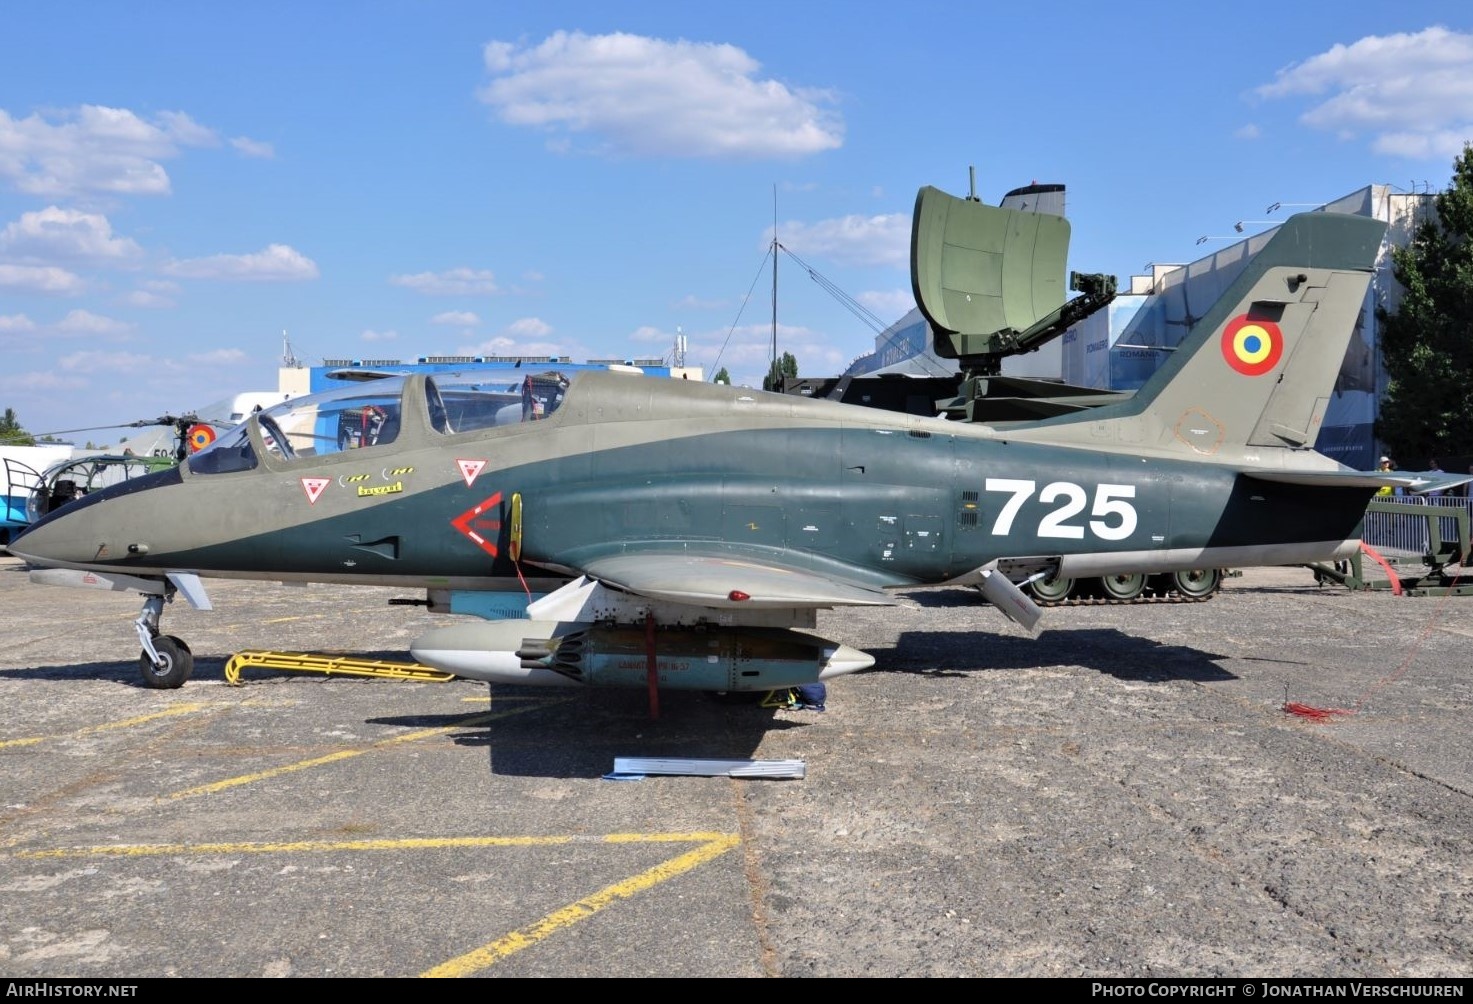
[9,491,118,568]
[7,464,182,569]
[6,519,65,567]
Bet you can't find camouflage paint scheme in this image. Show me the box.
[13,212,1437,693]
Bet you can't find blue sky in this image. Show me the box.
[2,2,1472,441]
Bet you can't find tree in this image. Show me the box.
[712,367,731,385]
[0,407,34,446]
[1375,143,1473,466]
[762,351,798,392]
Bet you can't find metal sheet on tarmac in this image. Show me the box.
[1,555,1471,978]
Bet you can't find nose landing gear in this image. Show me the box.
[135,591,195,688]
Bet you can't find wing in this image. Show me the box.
[577,552,898,610]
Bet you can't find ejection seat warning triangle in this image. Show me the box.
[300,477,330,505]
[458,459,486,487]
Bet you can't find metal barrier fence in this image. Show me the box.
[1361,494,1472,564]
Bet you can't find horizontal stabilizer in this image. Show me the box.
[1244,469,1473,495]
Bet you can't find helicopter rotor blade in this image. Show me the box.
[16,413,205,439]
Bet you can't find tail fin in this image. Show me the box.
[1011,212,1387,459]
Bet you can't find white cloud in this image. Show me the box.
[230,136,275,159]
[431,310,481,326]
[0,206,144,264]
[156,111,220,148]
[56,309,133,337]
[629,324,666,343]
[678,320,856,388]
[1254,27,1473,160]
[0,313,37,332]
[56,349,156,374]
[120,289,176,308]
[479,31,843,159]
[0,104,224,197]
[163,244,319,281]
[467,336,558,356]
[361,329,398,342]
[0,369,88,394]
[506,316,552,337]
[775,213,910,267]
[0,263,84,294]
[390,267,499,295]
[463,318,565,358]
[120,279,181,309]
[1234,123,1261,140]
[857,288,917,322]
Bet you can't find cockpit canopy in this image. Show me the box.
[187,371,570,475]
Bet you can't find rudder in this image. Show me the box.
[1010,212,1387,461]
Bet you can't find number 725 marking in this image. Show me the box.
[984,479,1138,541]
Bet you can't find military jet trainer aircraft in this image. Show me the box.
[7,208,1450,700]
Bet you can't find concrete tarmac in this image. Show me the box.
[1,555,1471,978]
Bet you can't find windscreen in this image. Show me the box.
[189,377,410,472]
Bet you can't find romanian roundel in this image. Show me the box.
[1221,314,1284,376]
[187,423,217,453]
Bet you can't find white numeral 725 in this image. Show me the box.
[984,479,1137,541]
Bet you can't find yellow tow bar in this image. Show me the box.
[224,650,456,686]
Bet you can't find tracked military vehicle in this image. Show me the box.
[782,174,1225,605]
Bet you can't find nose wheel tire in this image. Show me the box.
[140,635,194,689]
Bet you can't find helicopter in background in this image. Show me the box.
[3,385,294,549]
[2,414,229,547]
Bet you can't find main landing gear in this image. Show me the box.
[135,592,194,689]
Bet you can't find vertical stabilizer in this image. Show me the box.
[1006,212,1386,461]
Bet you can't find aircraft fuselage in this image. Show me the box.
[12,409,1367,592]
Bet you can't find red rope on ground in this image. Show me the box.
[1283,702,1354,721]
[1281,550,1463,722]
[1358,541,1402,595]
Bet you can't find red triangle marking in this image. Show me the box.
[301,477,331,505]
[457,459,487,487]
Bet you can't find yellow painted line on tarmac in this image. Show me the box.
[422,832,741,977]
[0,736,45,750]
[15,833,578,858]
[164,698,572,800]
[6,828,738,976]
[0,703,211,750]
